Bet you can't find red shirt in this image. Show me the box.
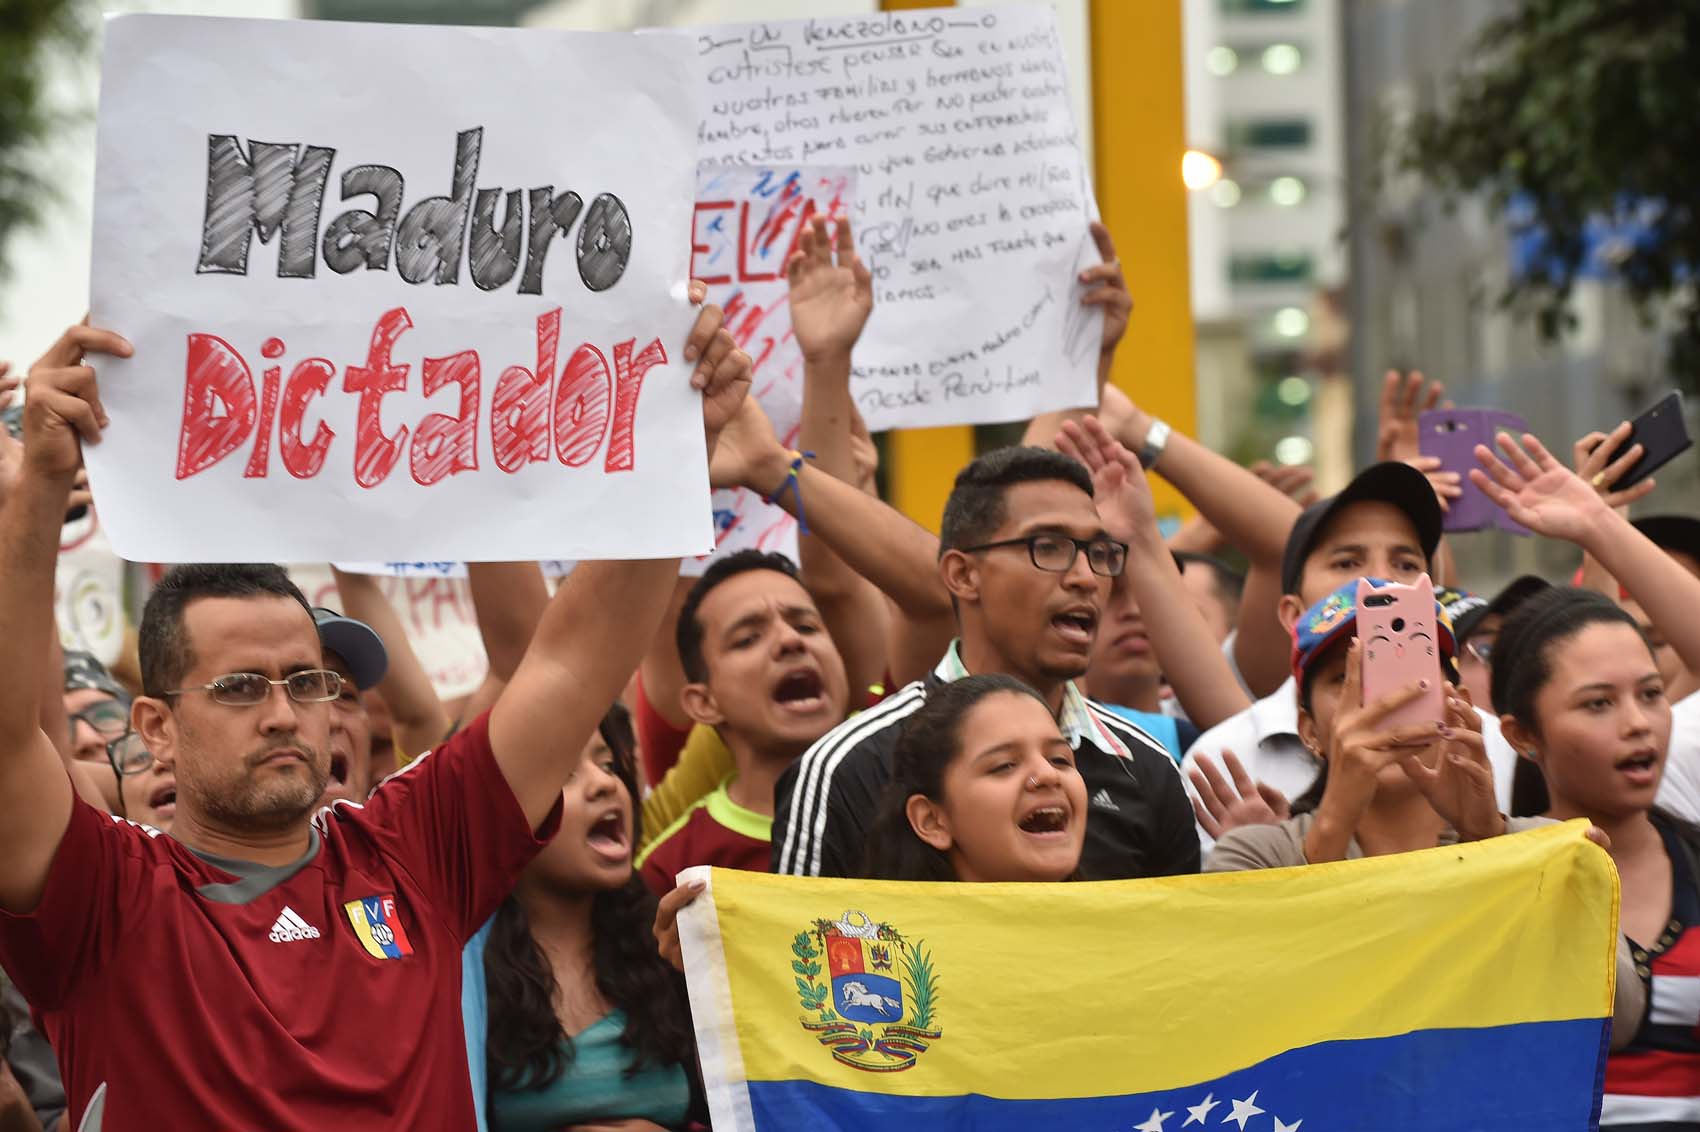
[0,712,559,1132]
[637,778,771,894]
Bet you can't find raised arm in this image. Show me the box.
[1057,416,1251,730]
[464,562,550,684]
[787,216,891,697]
[1102,386,1301,695]
[0,324,130,912]
[1022,221,1130,448]
[488,289,751,828]
[711,394,953,648]
[1474,432,1700,685]
[330,567,453,757]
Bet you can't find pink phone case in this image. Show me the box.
[1357,575,1444,731]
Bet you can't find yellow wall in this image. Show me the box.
[881,0,1196,529]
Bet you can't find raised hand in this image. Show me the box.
[1249,460,1320,506]
[786,215,873,364]
[1404,454,1465,512]
[1399,691,1504,842]
[682,280,753,453]
[652,878,706,973]
[1573,421,1657,512]
[1056,415,1155,539]
[1188,749,1291,841]
[24,322,130,482]
[0,360,18,406]
[1080,221,1131,357]
[1376,369,1447,464]
[1471,431,1612,545]
[708,393,787,494]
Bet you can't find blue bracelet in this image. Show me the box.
[763,450,815,534]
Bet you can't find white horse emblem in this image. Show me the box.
[840,980,900,1017]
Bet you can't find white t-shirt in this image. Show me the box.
[1654,692,1700,823]
[1182,676,1519,854]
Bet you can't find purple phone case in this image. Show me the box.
[1419,408,1530,534]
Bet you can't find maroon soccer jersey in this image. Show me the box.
[0,712,559,1131]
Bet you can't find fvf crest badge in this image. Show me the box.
[791,909,941,1072]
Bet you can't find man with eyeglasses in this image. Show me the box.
[62,651,176,831]
[773,445,1199,880]
[0,306,750,1132]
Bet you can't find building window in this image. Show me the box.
[1207,45,1240,75]
[1230,253,1315,285]
[1259,43,1303,74]
[1225,117,1313,149]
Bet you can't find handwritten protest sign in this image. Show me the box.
[86,15,710,564]
[687,164,854,575]
[681,5,1101,430]
[289,565,488,700]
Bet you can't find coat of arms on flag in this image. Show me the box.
[793,909,941,1072]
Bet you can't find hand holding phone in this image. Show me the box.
[1357,575,1444,732]
[1599,392,1691,493]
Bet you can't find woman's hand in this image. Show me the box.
[652,879,707,973]
[1400,692,1505,842]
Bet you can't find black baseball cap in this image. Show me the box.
[1279,462,1444,596]
[312,608,388,691]
[1452,574,1551,644]
[1631,515,1700,567]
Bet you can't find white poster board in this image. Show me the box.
[87,15,711,563]
[686,164,855,576]
[681,5,1101,430]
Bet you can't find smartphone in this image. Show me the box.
[1419,407,1529,534]
[1602,392,1691,491]
[1357,575,1444,732]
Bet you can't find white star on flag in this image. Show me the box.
[1223,1091,1264,1130]
[1134,1108,1173,1132]
[1273,1119,1302,1132]
[1183,1093,1219,1127]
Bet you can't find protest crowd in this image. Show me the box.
[3,10,1699,1132]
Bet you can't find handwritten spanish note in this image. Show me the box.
[683,5,1102,430]
[87,16,709,563]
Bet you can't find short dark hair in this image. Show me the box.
[862,674,1062,882]
[938,446,1094,554]
[1173,551,1245,607]
[138,564,313,697]
[675,550,803,684]
[1491,586,1645,724]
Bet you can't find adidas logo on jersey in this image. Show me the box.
[1090,787,1120,812]
[268,906,322,943]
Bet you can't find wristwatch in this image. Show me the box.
[1137,418,1171,470]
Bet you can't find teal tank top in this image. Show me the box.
[486,1010,691,1132]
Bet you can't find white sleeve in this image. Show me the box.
[1656,694,1700,824]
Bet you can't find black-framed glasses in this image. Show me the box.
[165,670,342,707]
[68,699,130,743]
[960,533,1128,578]
[106,731,154,778]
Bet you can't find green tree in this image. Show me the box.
[0,0,88,276]
[1401,0,1700,391]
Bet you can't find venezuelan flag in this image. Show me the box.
[676,821,1618,1131]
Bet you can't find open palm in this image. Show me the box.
[1471,432,1609,544]
[787,216,873,362]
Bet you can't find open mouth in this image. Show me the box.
[1017,806,1070,836]
[148,783,177,819]
[587,810,630,860]
[1050,609,1098,646]
[772,668,828,714]
[329,755,349,785]
[1616,751,1659,781]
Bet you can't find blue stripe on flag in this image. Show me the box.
[746,1018,1609,1131]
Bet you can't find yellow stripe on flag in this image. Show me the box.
[682,821,1617,1101]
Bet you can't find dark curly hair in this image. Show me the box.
[483,703,696,1093]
